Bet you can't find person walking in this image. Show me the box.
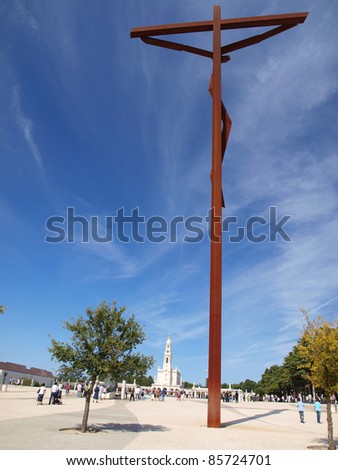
[36,383,47,405]
[129,387,135,401]
[296,397,305,423]
[99,384,106,400]
[314,398,321,423]
[160,387,167,402]
[92,382,100,403]
[49,382,59,405]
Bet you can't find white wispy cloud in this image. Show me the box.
[14,0,38,32]
[11,85,43,170]
[230,8,338,147]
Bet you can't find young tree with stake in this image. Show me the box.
[49,300,154,433]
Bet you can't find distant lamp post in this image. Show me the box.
[131,5,308,428]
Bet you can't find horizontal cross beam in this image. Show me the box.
[130,12,308,39]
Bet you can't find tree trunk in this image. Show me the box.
[326,396,336,450]
[81,380,95,433]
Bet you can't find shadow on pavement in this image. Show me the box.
[95,423,168,433]
[221,408,288,428]
[307,436,337,450]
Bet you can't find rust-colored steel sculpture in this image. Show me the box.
[131,6,308,428]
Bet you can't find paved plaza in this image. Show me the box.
[0,386,337,450]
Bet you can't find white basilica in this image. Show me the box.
[153,337,181,389]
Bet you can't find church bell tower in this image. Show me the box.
[154,336,181,389]
[163,336,172,371]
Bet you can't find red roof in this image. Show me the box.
[0,361,54,378]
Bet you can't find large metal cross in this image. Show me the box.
[131,6,308,428]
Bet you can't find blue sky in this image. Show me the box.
[1,0,337,386]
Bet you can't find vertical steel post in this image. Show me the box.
[208,5,223,428]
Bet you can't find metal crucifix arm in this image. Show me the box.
[130,11,308,59]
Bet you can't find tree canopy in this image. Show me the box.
[255,365,284,396]
[49,300,154,432]
[297,310,338,396]
[297,309,338,449]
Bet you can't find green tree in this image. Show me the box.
[0,305,8,314]
[124,373,154,387]
[182,381,194,389]
[49,300,154,433]
[142,375,154,387]
[281,344,311,395]
[255,365,284,397]
[238,379,257,392]
[297,309,338,450]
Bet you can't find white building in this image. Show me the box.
[0,361,54,389]
[153,337,181,390]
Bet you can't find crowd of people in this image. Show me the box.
[222,391,239,402]
[35,381,109,405]
[126,387,195,402]
[75,381,107,401]
[8,377,23,386]
[128,386,167,401]
[259,393,337,404]
[34,382,337,414]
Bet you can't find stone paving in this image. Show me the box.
[0,386,337,450]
